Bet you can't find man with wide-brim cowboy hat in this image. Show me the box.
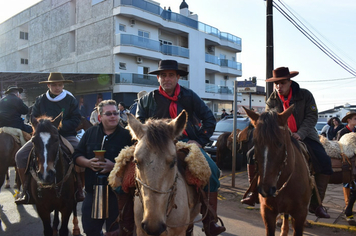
[135,60,225,236]
[241,67,333,219]
[336,110,356,225]
[0,85,33,134]
[15,72,84,204]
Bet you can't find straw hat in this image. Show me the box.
[266,67,299,82]
[136,91,148,100]
[39,72,73,84]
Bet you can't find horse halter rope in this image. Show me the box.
[135,172,178,217]
[30,140,74,198]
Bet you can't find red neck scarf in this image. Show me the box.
[158,84,188,136]
[278,88,297,133]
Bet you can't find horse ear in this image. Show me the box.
[169,110,188,138]
[52,112,63,129]
[279,104,295,125]
[127,113,146,140]
[242,106,259,127]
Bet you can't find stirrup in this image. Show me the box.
[15,192,31,205]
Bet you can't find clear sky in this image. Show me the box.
[1,0,355,112]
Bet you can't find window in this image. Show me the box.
[205,80,210,84]
[21,58,28,64]
[138,30,149,38]
[138,66,149,74]
[119,62,126,70]
[119,24,126,32]
[20,31,28,40]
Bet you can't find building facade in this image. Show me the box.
[0,0,248,117]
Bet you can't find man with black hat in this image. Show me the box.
[220,108,228,119]
[136,60,225,236]
[0,86,32,134]
[242,67,333,218]
[15,72,84,204]
[336,111,356,225]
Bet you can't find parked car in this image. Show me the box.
[315,122,327,135]
[204,116,250,170]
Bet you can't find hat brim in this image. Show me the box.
[5,87,23,94]
[265,71,299,82]
[39,80,73,84]
[342,113,356,123]
[148,69,188,76]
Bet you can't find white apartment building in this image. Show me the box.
[0,0,267,118]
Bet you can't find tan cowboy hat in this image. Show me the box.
[39,72,73,84]
[266,67,299,82]
[136,90,148,100]
[341,111,356,123]
[148,60,189,76]
[5,85,23,94]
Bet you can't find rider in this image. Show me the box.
[73,100,134,236]
[336,111,356,225]
[15,72,84,204]
[136,60,225,236]
[241,67,333,219]
[0,85,33,135]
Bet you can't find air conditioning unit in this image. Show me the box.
[208,46,215,53]
[130,19,136,27]
[136,57,143,64]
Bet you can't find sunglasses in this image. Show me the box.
[102,111,119,116]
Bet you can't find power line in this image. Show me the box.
[273,1,356,76]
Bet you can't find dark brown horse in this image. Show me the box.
[215,132,232,168]
[244,105,312,236]
[76,116,93,132]
[0,132,21,190]
[29,114,79,236]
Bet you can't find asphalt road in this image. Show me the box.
[1,167,355,236]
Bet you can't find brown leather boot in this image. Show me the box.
[75,171,85,202]
[201,192,226,236]
[241,164,259,206]
[15,168,33,205]
[106,192,135,236]
[309,174,330,218]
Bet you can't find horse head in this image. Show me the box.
[243,105,295,197]
[127,110,187,236]
[31,113,63,184]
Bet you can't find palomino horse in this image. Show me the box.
[127,110,201,236]
[244,105,312,236]
[0,132,21,190]
[29,114,79,236]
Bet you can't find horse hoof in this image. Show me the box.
[4,184,10,189]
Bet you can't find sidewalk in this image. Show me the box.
[218,168,356,232]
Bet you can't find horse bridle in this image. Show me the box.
[135,172,179,217]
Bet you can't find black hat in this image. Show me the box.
[5,86,23,95]
[222,109,226,111]
[148,60,188,76]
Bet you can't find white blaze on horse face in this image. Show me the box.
[263,146,268,180]
[40,132,51,179]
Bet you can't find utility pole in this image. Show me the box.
[266,0,274,98]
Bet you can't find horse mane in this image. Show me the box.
[254,110,284,148]
[33,115,61,133]
[144,118,174,152]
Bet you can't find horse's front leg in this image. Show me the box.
[36,205,53,236]
[59,207,73,236]
[72,202,81,236]
[53,210,59,236]
[260,203,278,236]
[280,214,289,236]
[291,209,308,236]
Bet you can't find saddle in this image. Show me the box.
[108,141,211,193]
[0,127,31,146]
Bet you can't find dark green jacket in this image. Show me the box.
[266,81,320,143]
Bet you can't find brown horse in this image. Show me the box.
[76,116,93,132]
[29,114,79,236]
[215,131,232,168]
[127,110,201,236]
[244,105,312,236]
[0,132,21,190]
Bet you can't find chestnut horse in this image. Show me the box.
[29,114,79,236]
[0,132,21,190]
[244,105,312,236]
[127,110,201,236]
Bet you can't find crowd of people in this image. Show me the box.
[1,61,356,234]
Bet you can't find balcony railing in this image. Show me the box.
[205,84,233,94]
[114,0,241,47]
[205,54,242,71]
[115,73,189,88]
[116,34,189,58]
